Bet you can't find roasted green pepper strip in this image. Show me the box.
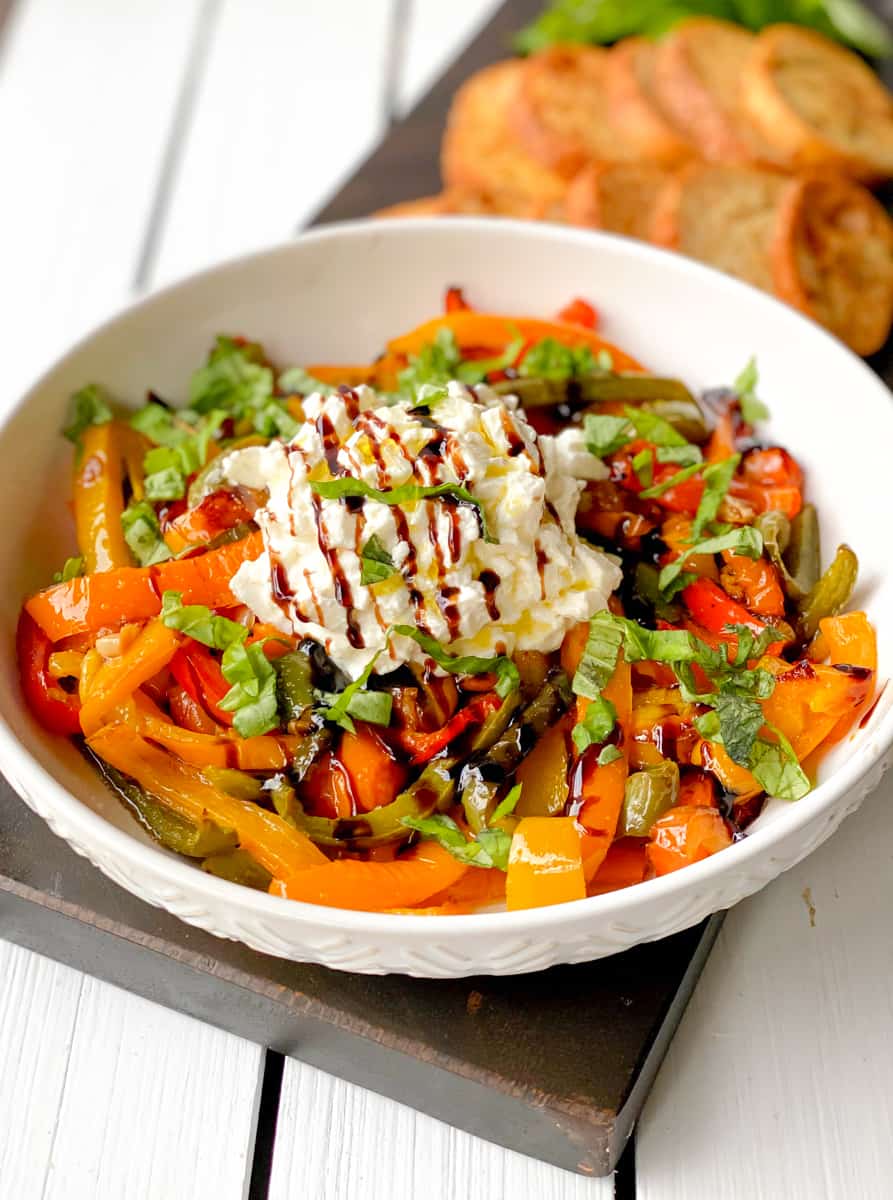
[201,765,264,801]
[620,761,680,837]
[276,650,315,723]
[493,373,697,411]
[796,544,859,643]
[785,504,822,597]
[202,848,272,890]
[95,757,237,857]
[460,672,571,832]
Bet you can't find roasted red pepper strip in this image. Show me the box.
[681,577,768,637]
[169,643,234,726]
[395,692,502,765]
[17,610,82,735]
[444,286,471,313]
[556,297,598,329]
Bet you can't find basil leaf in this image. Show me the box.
[391,624,520,698]
[278,365,336,397]
[473,826,514,872]
[583,413,632,458]
[518,338,598,382]
[733,356,769,425]
[252,402,299,440]
[749,729,810,801]
[458,334,525,385]
[316,649,384,734]
[597,744,623,766]
[492,782,523,823]
[144,465,187,501]
[632,447,654,488]
[572,694,618,753]
[160,591,247,650]
[401,813,503,869]
[63,384,113,450]
[190,336,273,416]
[121,501,173,566]
[712,692,766,767]
[398,327,461,395]
[219,640,279,737]
[311,478,494,543]
[656,444,702,466]
[359,534,396,586]
[340,688,393,727]
[624,405,688,447]
[572,611,624,699]
[52,556,85,584]
[639,461,702,499]
[658,525,762,593]
[689,454,740,539]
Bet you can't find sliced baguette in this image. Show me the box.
[509,44,635,176]
[650,162,793,294]
[771,174,893,355]
[565,163,669,239]
[741,25,893,182]
[441,61,567,211]
[604,38,694,167]
[652,18,784,166]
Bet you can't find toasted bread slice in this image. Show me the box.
[771,174,893,354]
[651,162,792,294]
[509,44,636,176]
[442,61,567,211]
[604,38,694,167]
[652,18,784,166]
[741,25,893,182]
[375,188,555,221]
[565,163,669,239]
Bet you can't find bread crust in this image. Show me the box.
[604,38,694,167]
[770,173,893,354]
[565,162,669,239]
[649,162,792,295]
[509,44,633,176]
[441,61,567,210]
[741,25,893,182]
[652,18,783,166]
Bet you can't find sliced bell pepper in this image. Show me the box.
[681,577,769,639]
[87,724,327,886]
[74,421,140,573]
[691,738,761,796]
[79,620,183,735]
[386,312,643,372]
[727,480,802,519]
[163,490,254,555]
[572,654,632,874]
[170,642,234,726]
[301,752,356,819]
[586,838,647,894]
[269,841,468,911]
[25,531,264,641]
[506,816,586,910]
[739,447,803,490]
[339,722,407,811]
[556,297,598,329]
[719,552,785,617]
[394,692,502,765]
[444,286,471,313]
[514,720,570,816]
[303,364,378,387]
[819,612,877,673]
[646,805,732,875]
[17,610,82,735]
[760,658,874,760]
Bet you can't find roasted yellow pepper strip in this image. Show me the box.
[506,817,585,911]
[74,421,135,572]
[78,620,182,735]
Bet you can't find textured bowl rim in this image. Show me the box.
[2,215,892,942]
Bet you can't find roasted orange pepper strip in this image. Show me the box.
[88,724,327,884]
[506,817,586,911]
[79,620,182,735]
[386,312,642,371]
[25,531,264,641]
[647,805,732,876]
[269,841,468,911]
[573,654,632,875]
[74,421,140,573]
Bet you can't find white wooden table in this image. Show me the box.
[2,3,892,1196]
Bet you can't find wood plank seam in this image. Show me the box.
[37,975,86,1200]
[132,0,224,291]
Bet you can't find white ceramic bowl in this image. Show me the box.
[1,219,891,977]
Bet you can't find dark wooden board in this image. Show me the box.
[8,0,893,1180]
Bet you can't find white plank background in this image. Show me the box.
[2,0,893,1197]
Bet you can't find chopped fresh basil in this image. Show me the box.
[121,501,172,566]
[491,782,523,823]
[656,444,702,466]
[397,327,461,395]
[252,401,299,440]
[582,413,633,458]
[160,591,247,650]
[190,336,273,417]
[689,454,740,540]
[391,624,520,699]
[632,447,654,488]
[401,811,513,870]
[638,461,702,499]
[658,525,762,593]
[518,338,599,382]
[218,639,280,737]
[144,465,187,501]
[63,384,113,451]
[52,556,85,584]
[734,357,769,425]
[316,649,387,735]
[695,693,765,767]
[623,405,688,447]
[572,694,618,753]
[597,744,623,767]
[278,365,336,397]
[359,534,396,586]
[749,727,810,800]
[311,478,494,543]
[457,334,525,385]
[136,408,225,500]
[572,613,625,700]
